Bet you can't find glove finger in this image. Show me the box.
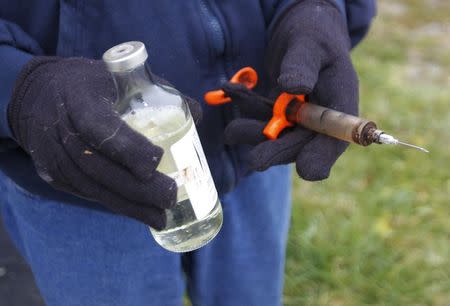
[249,127,315,171]
[105,197,167,231]
[184,96,203,125]
[35,160,80,195]
[222,83,273,120]
[277,40,321,94]
[61,134,177,209]
[224,119,267,145]
[295,134,349,181]
[68,100,164,181]
[312,57,359,115]
[53,154,168,230]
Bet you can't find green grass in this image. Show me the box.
[284,0,450,305]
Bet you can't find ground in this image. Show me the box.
[284,0,450,305]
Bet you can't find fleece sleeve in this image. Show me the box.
[265,0,376,47]
[0,19,42,140]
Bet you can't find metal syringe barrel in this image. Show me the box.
[287,102,378,146]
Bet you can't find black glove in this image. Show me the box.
[8,57,202,229]
[223,0,358,181]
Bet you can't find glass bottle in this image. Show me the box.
[102,41,223,252]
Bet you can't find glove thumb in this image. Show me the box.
[277,39,322,94]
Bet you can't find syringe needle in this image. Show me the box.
[397,141,429,153]
[377,133,429,153]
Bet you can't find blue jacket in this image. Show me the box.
[0,0,375,203]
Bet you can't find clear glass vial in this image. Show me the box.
[103,41,223,252]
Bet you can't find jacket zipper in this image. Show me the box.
[199,0,226,73]
[198,0,240,191]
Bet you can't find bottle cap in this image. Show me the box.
[102,41,148,72]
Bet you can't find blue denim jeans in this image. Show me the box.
[0,165,292,306]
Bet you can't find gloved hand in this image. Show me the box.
[223,0,358,181]
[7,57,202,229]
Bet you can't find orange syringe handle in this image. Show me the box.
[204,67,258,105]
[263,93,305,140]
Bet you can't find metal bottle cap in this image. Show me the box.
[102,41,148,72]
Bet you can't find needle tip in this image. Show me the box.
[397,141,429,153]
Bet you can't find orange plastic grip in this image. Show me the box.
[263,94,305,140]
[205,66,305,140]
[204,67,258,105]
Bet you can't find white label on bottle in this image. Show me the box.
[170,124,218,219]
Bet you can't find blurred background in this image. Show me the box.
[284,0,449,305]
[1,0,449,305]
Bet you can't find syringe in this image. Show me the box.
[280,99,429,153]
[204,67,429,153]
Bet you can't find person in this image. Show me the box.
[0,1,375,305]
